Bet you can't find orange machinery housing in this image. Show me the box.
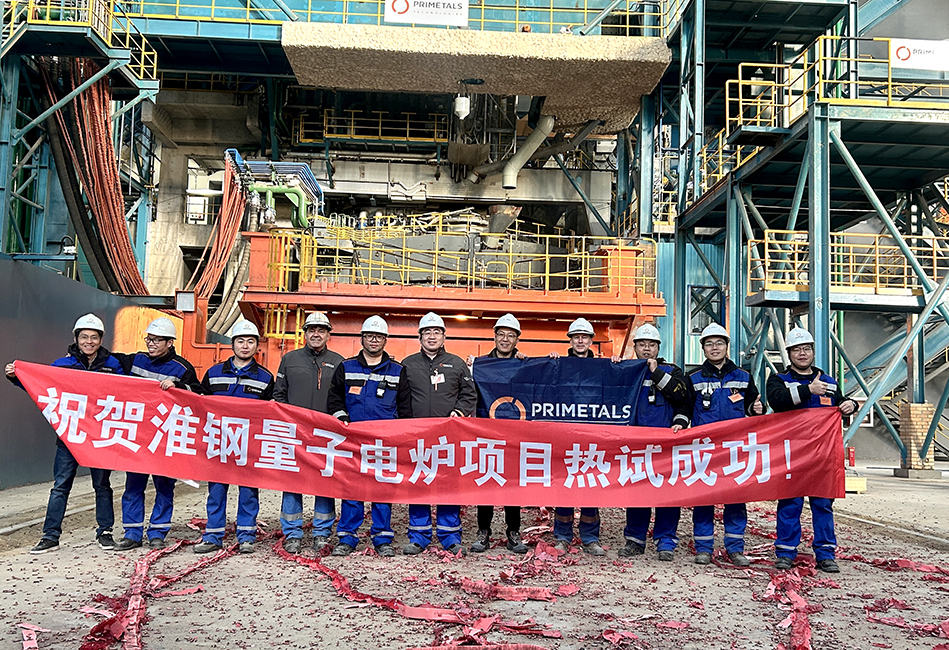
[176,228,666,378]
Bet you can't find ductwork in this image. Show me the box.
[502,114,556,190]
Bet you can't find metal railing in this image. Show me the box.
[748,229,949,295]
[292,110,449,146]
[266,225,657,295]
[5,0,157,79]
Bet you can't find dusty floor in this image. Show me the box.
[2,470,949,650]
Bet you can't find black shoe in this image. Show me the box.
[774,556,794,570]
[97,533,116,550]
[506,531,528,554]
[694,552,712,565]
[239,542,255,554]
[617,540,645,557]
[657,550,675,562]
[283,538,302,554]
[114,537,143,551]
[816,559,840,573]
[729,552,750,567]
[332,543,355,557]
[148,537,166,549]
[312,536,332,553]
[402,542,425,555]
[375,544,395,557]
[193,541,223,554]
[446,543,467,556]
[470,529,491,553]
[30,538,59,555]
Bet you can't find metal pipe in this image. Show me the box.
[844,267,949,445]
[787,151,809,230]
[502,114,556,189]
[112,89,156,122]
[248,183,308,228]
[577,0,625,35]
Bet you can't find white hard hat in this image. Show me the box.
[699,322,730,344]
[418,312,446,333]
[633,323,661,343]
[303,312,332,331]
[494,313,521,334]
[73,313,104,337]
[785,327,815,350]
[146,317,178,339]
[361,315,389,336]
[230,320,260,340]
[567,317,595,337]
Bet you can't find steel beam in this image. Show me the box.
[674,225,688,369]
[809,106,835,371]
[725,181,742,350]
[112,89,157,122]
[921,372,949,461]
[637,95,656,236]
[0,56,18,254]
[554,154,614,237]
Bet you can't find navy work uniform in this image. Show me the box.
[199,358,275,547]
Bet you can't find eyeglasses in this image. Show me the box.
[703,341,727,348]
[144,336,170,345]
[362,333,386,341]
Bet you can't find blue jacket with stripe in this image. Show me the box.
[200,357,275,400]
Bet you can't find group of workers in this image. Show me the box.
[6,309,856,573]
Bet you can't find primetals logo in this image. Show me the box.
[896,45,912,62]
[390,0,409,14]
[489,396,527,420]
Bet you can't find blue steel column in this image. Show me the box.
[808,104,834,371]
[725,182,742,350]
[615,127,630,231]
[0,57,20,253]
[691,0,706,194]
[674,223,688,369]
[27,141,52,255]
[637,96,656,236]
[907,198,926,403]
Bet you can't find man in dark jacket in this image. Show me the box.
[194,320,275,555]
[113,317,201,551]
[401,312,477,555]
[327,315,412,557]
[767,327,856,573]
[6,313,124,554]
[688,322,763,566]
[273,311,344,554]
[620,324,693,561]
[469,313,529,555]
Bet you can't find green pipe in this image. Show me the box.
[249,183,309,228]
[921,372,949,460]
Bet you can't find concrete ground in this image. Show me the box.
[1,461,948,649]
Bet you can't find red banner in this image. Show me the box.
[15,362,845,507]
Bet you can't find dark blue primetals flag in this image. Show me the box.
[473,357,648,425]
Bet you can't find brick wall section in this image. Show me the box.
[899,402,936,470]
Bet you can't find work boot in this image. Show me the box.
[312,536,332,553]
[694,552,712,565]
[617,540,645,557]
[30,538,59,555]
[583,541,606,556]
[402,542,425,555]
[729,552,750,567]
[446,543,467,556]
[506,531,528,554]
[114,537,142,551]
[239,542,255,554]
[657,550,675,562]
[96,533,115,551]
[332,543,355,557]
[774,556,794,571]
[470,529,491,553]
[374,544,395,557]
[283,537,302,554]
[193,541,222,554]
[149,537,166,550]
[816,559,840,573]
[553,539,570,553]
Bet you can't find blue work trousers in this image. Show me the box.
[42,442,113,542]
[280,493,336,539]
[775,497,837,561]
[203,483,259,545]
[553,507,600,545]
[337,500,394,548]
[122,472,176,541]
[692,503,747,554]
[407,504,461,549]
[624,507,680,552]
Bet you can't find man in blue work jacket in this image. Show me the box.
[767,327,856,573]
[113,317,202,551]
[688,322,763,566]
[327,315,412,557]
[194,320,275,554]
[619,324,692,561]
[6,313,124,554]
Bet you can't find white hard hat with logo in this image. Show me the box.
[494,313,521,334]
[361,315,389,336]
[230,320,260,340]
[699,322,730,344]
[146,317,178,339]
[418,312,446,333]
[73,313,105,337]
[785,327,815,350]
[567,317,595,337]
[303,312,332,331]
[633,323,661,343]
